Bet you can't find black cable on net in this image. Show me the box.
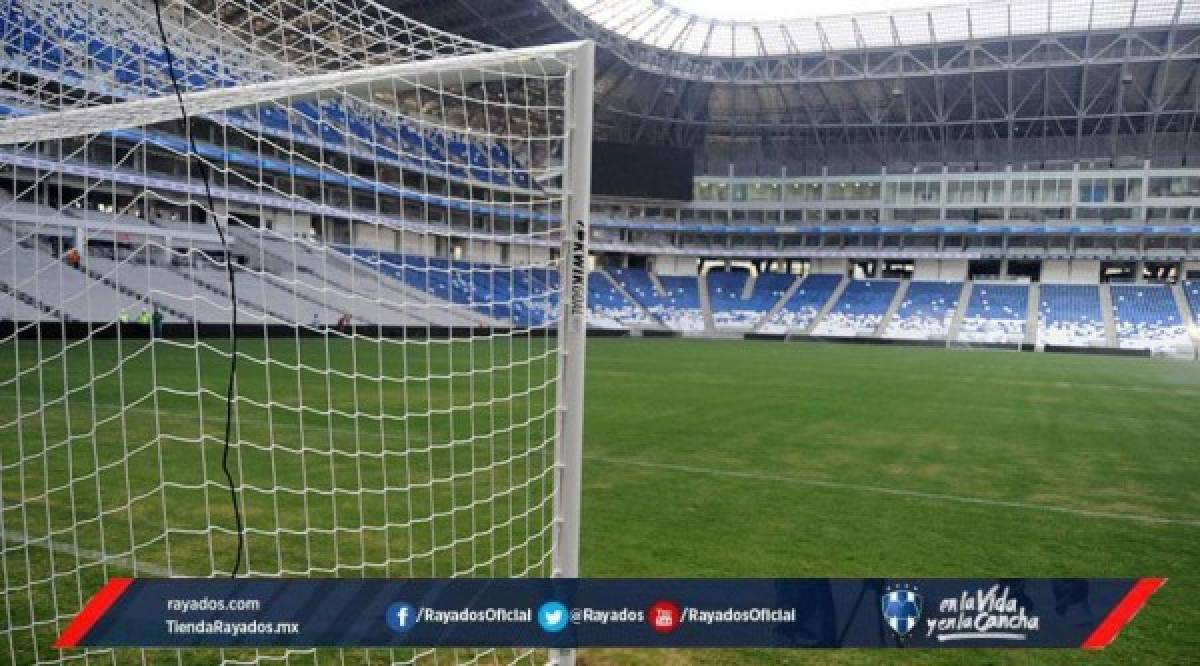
[151,0,244,577]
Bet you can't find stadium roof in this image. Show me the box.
[389,0,1200,169]
[560,0,1195,58]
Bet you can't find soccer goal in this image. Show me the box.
[0,0,592,663]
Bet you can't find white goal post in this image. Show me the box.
[0,0,593,663]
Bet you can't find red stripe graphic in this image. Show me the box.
[54,577,134,649]
[1082,577,1166,650]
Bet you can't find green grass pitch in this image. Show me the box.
[1,335,1197,664]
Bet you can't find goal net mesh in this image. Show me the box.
[0,0,589,663]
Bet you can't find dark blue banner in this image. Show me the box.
[57,577,1163,650]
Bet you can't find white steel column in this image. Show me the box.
[551,39,594,666]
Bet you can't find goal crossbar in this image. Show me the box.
[0,41,590,146]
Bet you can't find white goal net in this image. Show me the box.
[0,0,592,663]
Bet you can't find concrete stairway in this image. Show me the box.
[754,275,802,331]
[171,265,291,322]
[1170,282,1200,351]
[70,260,194,323]
[232,229,499,327]
[648,271,668,297]
[235,264,359,323]
[1025,282,1040,347]
[741,272,757,299]
[697,271,717,334]
[946,281,973,342]
[0,277,73,321]
[804,275,849,335]
[874,279,909,337]
[232,230,383,325]
[1098,283,1118,347]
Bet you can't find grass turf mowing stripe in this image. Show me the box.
[588,456,1200,528]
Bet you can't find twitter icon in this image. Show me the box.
[537,601,569,633]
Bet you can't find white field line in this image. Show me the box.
[8,450,1194,585]
[588,456,1200,528]
[591,365,1200,398]
[0,528,172,576]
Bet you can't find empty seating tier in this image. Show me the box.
[654,276,705,333]
[2,0,532,190]
[588,271,649,328]
[883,281,961,340]
[338,248,556,329]
[957,284,1028,344]
[706,269,755,328]
[744,273,796,324]
[1038,284,1105,347]
[1185,281,1200,326]
[759,274,842,333]
[813,280,899,337]
[1110,284,1191,353]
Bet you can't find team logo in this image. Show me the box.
[881,585,922,642]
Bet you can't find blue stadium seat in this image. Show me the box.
[334,248,557,328]
[6,0,533,192]
[958,284,1028,343]
[653,275,704,332]
[1038,285,1105,346]
[1110,285,1190,352]
[706,269,753,328]
[1185,281,1200,327]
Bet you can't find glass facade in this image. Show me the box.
[1148,176,1200,197]
[600,168,1200,236]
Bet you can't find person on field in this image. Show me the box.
[151,306,164,338]
[138,308,151,325]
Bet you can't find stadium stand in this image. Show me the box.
[0,0,568,336]
[0,0,533,189]
[597,268,704,332]
[1037,284,1106,347]
[0,201,505,327]
[0,223,152,322]
[232,231,461,326]
[0,289,45,320]
[588,270,650,328]
[743,272,798,325]
[654,275,705,333]
[957,284,1028,344]
[1185,281,1200,327]
[883,281,961,340]
[758,274,841,333]
[339,248,556,328]
[1110,284,1192,353]
[812,280,899,337]
[606,267,666,326]
[88,251,235,323]
[706,269,755,328]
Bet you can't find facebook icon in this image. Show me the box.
[385,601,418,634]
